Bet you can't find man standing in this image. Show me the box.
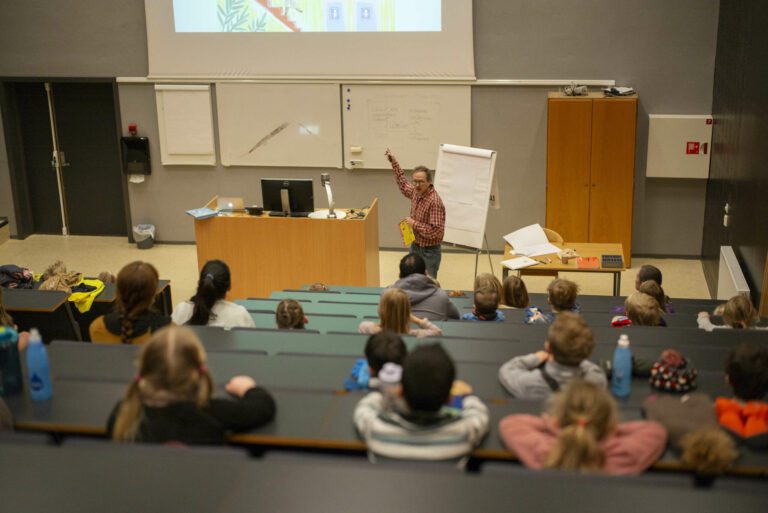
[386,149,445,279]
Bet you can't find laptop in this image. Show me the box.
[216,197,245,212]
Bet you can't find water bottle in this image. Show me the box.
[611,334,632,398]
[0,326,23,396]
[378,362,403,410]
[26,328,53,401]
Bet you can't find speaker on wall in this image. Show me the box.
[121,136,151,175]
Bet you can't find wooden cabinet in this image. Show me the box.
[546,93,637,266]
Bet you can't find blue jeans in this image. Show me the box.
[410,243,442,280]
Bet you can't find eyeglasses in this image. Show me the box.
[412,179,427,184]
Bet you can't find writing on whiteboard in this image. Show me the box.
[367,100,439,143]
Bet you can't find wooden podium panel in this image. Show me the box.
[195,199,380,299]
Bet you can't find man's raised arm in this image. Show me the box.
[386,148,413,199]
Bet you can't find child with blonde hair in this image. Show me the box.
[275,299,307,329]
[698,294,765,331]
[500,379,666,474]
[501,275,529,309]
[624,291,665,327]
[107,326,275,444]
[358,288,442,338]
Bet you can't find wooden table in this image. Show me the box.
[194,200,380,299]
[503,242,626,296]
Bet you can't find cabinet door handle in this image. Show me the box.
[591,183,596,187]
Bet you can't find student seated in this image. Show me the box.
[90,261,171,344]
[366,332,407,385]
[498,312,606,400]
[716,343,768,449]
[354,343,489,462]
[613,265,674,314]
[107,326,275,444]
[500,379,667,475]
[474,273,503,302]
[462,287,505,321]
[344,332,408,391]
[624,291,666,327]
[526,278,580,324]
[358,288,442,339]
[501,275,530,309]
[643,393,738,476]
[275,299,307,329]
[698,295,766,331]
[171,260,255,329]
[390,253,459,321]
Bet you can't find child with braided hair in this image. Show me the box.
[107,325,275,444]
[89,261,171,344]
[275,299,307,329]
[499,379,666,475]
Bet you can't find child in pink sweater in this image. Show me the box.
[499,379,666,475]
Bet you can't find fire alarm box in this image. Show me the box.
[646,115,712,178]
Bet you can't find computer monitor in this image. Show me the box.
[261,178,314,214]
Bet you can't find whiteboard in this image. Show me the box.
[434,144,497,249]
[216,83,342,168]
[155,85,216,165]
[342,85,471,170]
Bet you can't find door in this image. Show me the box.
[546,98,592,241]
[10,82,62,234]
[52,83,127,235]
[589,98,637,265]
[3,81,127,237]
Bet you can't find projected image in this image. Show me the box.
[174,0,442,32]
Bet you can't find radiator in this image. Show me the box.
[717,246,750,300]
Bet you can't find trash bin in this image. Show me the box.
[133,224,155,250]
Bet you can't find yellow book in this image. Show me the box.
[399,219,415,247]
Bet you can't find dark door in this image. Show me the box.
[52,82,126,235]
[11,82,62,234]
[3,80,127,237]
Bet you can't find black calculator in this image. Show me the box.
[601,254,624,269]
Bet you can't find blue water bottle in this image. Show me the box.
[0,326,23,396]
[611,334,632,398]
[26,328,53,401]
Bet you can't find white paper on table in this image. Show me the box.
[501,257,541,270]
[503,224,561,256]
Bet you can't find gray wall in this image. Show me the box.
[1,0,719,255]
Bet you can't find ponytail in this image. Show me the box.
[545,421,605,471]
[187,260,231,326]
[545,379,617,472]
[114,261,160,344]
[112,380,144,442]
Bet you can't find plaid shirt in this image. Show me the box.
[392,158,445,247]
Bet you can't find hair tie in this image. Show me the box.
[133,373,141,383]
[205,273,214,281]
[199,364,208,374]
[575,417,588,428]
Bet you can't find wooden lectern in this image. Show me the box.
[194,199,380,299]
